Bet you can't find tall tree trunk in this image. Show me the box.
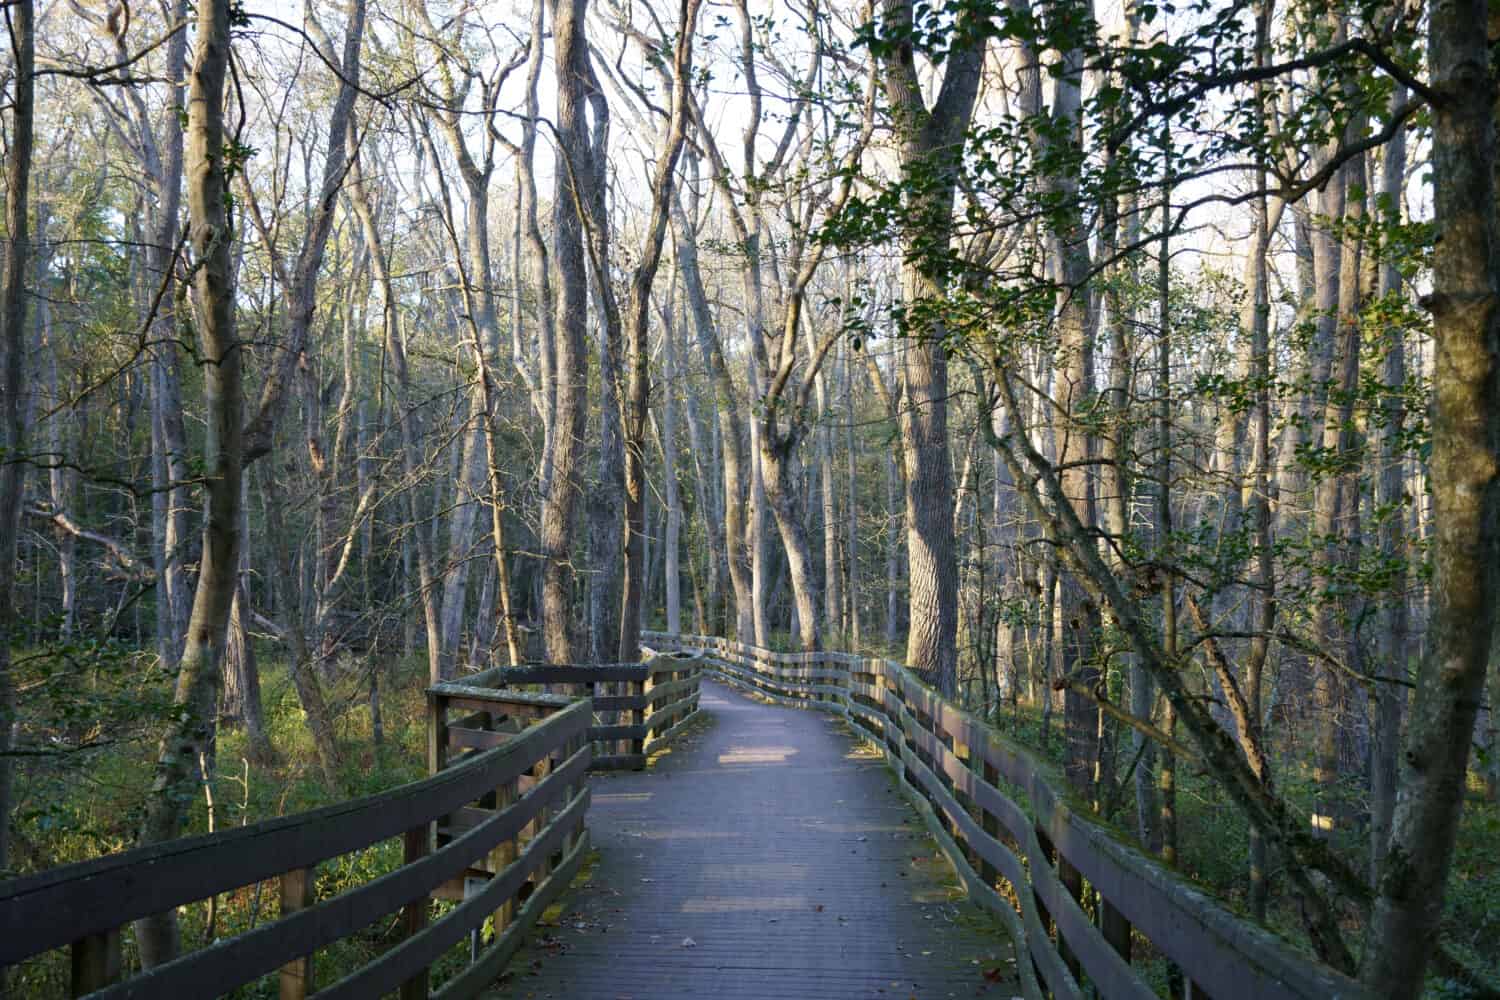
[1370,84,1410,867]
[673,193,753,640]
[438,411,484,675]
[760,441,821,650]
[1360,3,1500,992]
[0,0,35,911]
[1154,175,1177,861]
[885,447,901,648]
[542,0,594,664]
[39,233,77,636]
[148,0,193,675]
[614,0,702,659]
[878,0,985,696]
[818,372,842,644]
[137,0,243,966]
[1311,140,1366,836]
[1022,19,1099,789]
[663,301,682,634]
[749,417,770,645]
[844,341,861,647]
[222,479,268,758]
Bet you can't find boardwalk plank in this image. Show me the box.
[487,680,1018,1000]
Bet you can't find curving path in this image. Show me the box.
[488,678,1018,1000]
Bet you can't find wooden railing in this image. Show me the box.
[437,651,703,771]
[1,692,593,999]
[645,631,1373,1000]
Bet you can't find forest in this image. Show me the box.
[0,0,1498,995]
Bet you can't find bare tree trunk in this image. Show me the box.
[137,0,242,966]
[614,0,703,660]
[140,0,194,677]
[222,480,268,759]
[438,421,485,675]
[818,372,841,644]
[39,233,77,636]
[1312,140,1365,837]
[844,341,861,647]
[542,0,594,664]
[878,0,985,695]
[885,447,901,648]
[1370,84,1410,867]
[1360,5,1500,992]
[760,442,821,650]
[750,417,770,645]
[663,299,682,635]
[0,0,35,911]
[588,318,627,662]
[673,192,753,640]
[1021,25,1099,788]
[1154,173,1177,862]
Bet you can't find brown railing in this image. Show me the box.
[1,693,592,999]
[439,651,703,771]
[645,631,1372,1000]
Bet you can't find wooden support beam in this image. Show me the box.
[69,927,121,996]
[278,868,315,1000]
[1101,894,1132,965]
[399,826,431,1000]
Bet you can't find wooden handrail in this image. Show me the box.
[435,653,705,772]
[645,630,1374,1000]
[1,695,593,1000]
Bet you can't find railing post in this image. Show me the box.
[279,868,315,1000]
[427,689,447,775]
[632,673,647,768]
[399,826,431,1000]
[1101,894,1133,964]
[1056,855,1084,982]
[979,759,1001,887]
[490,777,518,937]
[953,736,976,868]
[69,928,121,996]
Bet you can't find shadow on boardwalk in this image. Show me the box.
[488,679,1019,1000]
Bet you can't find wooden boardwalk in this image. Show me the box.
[489,679,1018,1000]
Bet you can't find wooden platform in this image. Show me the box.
[487,679,1018,999]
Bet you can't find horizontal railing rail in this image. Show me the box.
[645,630,1372,1000]
[1,694,592,1000]
[437,652,704,771]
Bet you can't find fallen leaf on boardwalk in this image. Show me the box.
[681,937,697,948]
[814,904,824,912]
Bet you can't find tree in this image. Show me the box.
[876,0,986,695]
[135,0,242,966]
[0,0,36,897]
[1359,0,1500,991]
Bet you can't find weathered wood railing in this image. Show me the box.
[645,631,1372,1000]
[1,692,592,999]
[437,651,703,771]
